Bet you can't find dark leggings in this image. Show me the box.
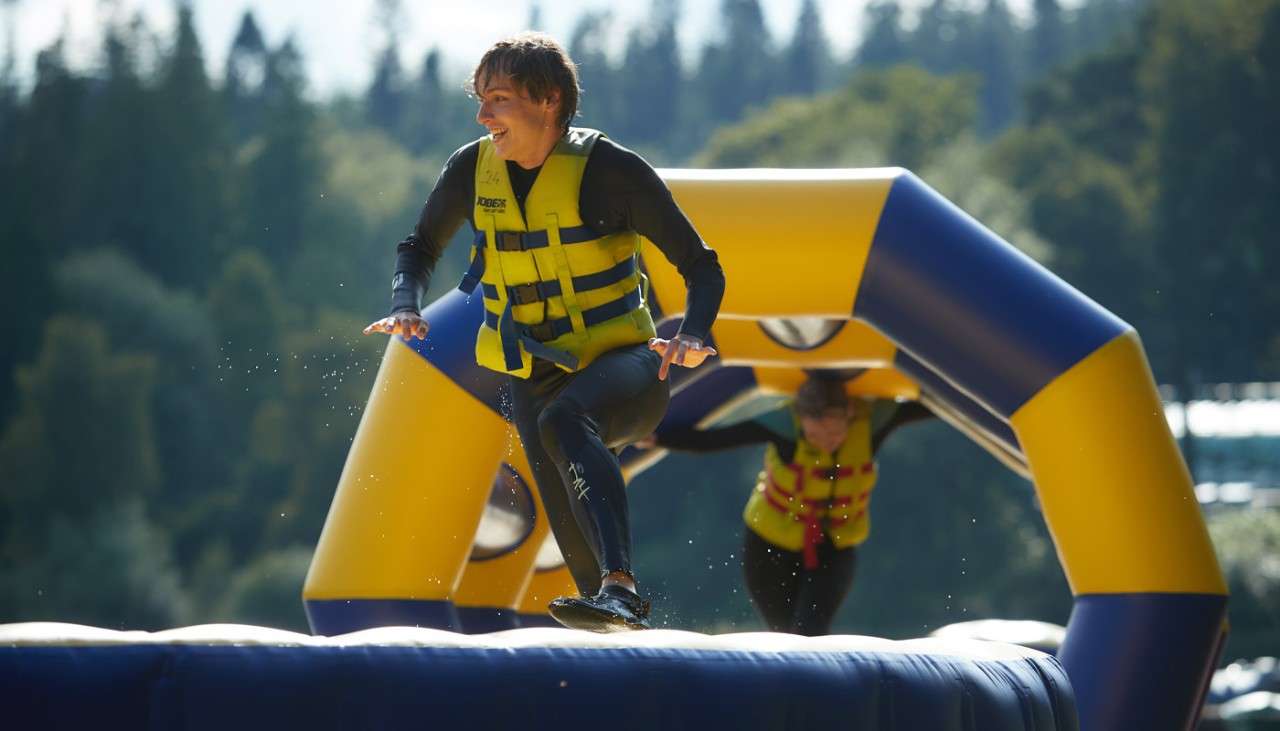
[741,528,858,636]
[509,343,669,598]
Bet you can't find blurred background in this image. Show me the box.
[0,0,1277,716]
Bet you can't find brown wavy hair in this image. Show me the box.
[468,32,580,132]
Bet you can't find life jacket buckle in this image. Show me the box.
[509,282,543,305]
[526,321,559,342]
[496,231,524,251]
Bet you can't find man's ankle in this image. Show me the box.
[601,571,636,593]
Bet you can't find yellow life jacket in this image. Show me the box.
[458,128,656,378]
[742,412,877,568]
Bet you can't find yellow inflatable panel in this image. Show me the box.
[752,366,919,401]
[711,318,897,368]
[452,429,547,610]
[1010,330,1226,595]
[642,169,897,319]
[518,566,578,614]
[304,340,510,600]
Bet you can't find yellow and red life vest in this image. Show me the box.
[743,412,877,569]
[458,128,656,378]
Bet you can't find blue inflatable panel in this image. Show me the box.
[305,598,460,634]
[409,289,511,418]
[456,606,521,633]
[1,623,1077,731]
[855,172,1129,418]
[516,612,563,629]
[894,349,1023,459]
[658,364,757,430]
[1058,593,1227,731]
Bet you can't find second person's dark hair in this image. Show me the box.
[794,376,850,418]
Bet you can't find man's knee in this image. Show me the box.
[536,399,585,463]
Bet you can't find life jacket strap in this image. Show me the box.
[457,225,600,295]
[481,258,637,306]
[486,289,644,371]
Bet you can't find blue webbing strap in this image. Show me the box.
[481,258,637,305]
[485,289,644,370]
[458,225,598,295]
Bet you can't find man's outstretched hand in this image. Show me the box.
[648,334,717,381]
[363,310,429,340]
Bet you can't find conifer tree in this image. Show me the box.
[144,4,231,286]
[784,0,831,96]
[618,0,682,144]
[974,0,1018,135]
[367,0,406,133]
[856,0,909,69]
[1031,0,1067,77]
[224,11,268,141]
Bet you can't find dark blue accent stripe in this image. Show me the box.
[481,257,638,304]
[515,612,562,629]
[457,237,485,294]
[454,606,521,634]
[483,289,645,339]
[471,225,600,250]
[410,288,511,419]
[2,642,1076,730]
[659,365,758,430]
[893,349,1023,459]
[305,598,461,635]
[855,172,1129,418]
[1059,593,1226,731]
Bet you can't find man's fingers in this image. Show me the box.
[657,341,677,380]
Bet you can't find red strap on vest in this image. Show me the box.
[763,461,874,570]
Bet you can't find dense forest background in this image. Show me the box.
[1,0,1278,666]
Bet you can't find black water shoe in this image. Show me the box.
[548,584,651,632]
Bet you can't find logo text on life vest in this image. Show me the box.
[477,196,507,212]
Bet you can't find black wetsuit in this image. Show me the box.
[390,135,725,598]
[657,401,931,635]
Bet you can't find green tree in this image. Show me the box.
[1030,0,1067,77]
[223,10,269,142]
[0,318,189,629]
[693,0,775,127]
[0,39,86,419]
[617,0,682,147]
[51,249,223,564]
[910,0,967,75]
[238,38,323,275]
[214,546,314,631]
[856,0,909,69]
[569,11,618,130]
[696,66,977,172]
[782,0,831,97]
[973,0,1019,134]
[1141,0,1280,383]
[1207,509,1280,658]
[140,4,231,287]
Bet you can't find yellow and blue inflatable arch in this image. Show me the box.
[302,168,1226,730]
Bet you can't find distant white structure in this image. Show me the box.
[1159,383,1280,508]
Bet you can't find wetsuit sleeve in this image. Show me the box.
[870,401,935,455]
[389,142,478,315]
[581,139,725,342]
[656,421,796,462]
